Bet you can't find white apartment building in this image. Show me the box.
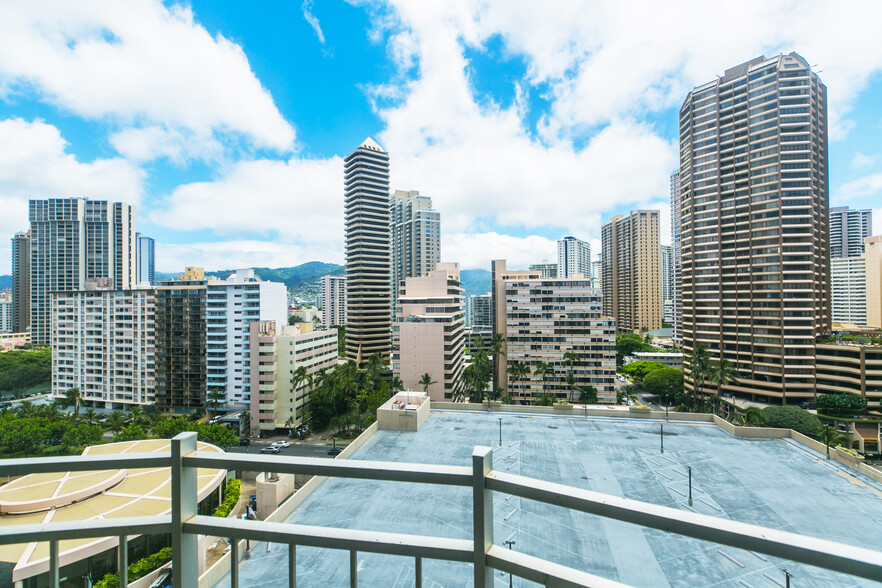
[529,261,558,279]
[557,236,591,278]
[320,275,347,328]
[206,269,287,405]
[661,244,673,325]
[466,293,492,328]
[0,291,11,333]
[249,321,338,436]
[393,263,465,402]
[51,281,155,407]
[831,257,867,326]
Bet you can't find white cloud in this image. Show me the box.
[373,0,882,143]
[156,240,340,274]
[301,0,326,44]
[443,232,557,270]
[0,1,295,161]
[851,152,878,170]
[150,154,344,257]
[833,172,882,203]
[0,118,144,273]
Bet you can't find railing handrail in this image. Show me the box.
[184,451,473,486]
[2,436,881,587]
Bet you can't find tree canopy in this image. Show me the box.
[642,367,684,405]
[761,406,823,438]
[615,333,654,367]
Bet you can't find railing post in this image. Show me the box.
[288,543,296,588]
[49,539,59,588]
[231,539,239,588]
[473,446,494,588]
[118,535,128,588]
[171,432,198,588]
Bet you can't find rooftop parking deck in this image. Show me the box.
[216,410,882,587]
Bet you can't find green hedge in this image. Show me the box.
[817,393,867,415]
[213,478,241,518]
[761,406,823,437]
[93,547,172,588]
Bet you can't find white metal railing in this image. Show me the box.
[1,432,881,588]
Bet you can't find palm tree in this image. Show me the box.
[63,387,83,419]
[205,389,224,417]
[534,361,554,398]
[508,362,531,401]
[685,345,711,411]
[709,358,740,399]
[105,411,126,434]
[15,400,36,419]
[820,425,852,459]
[419,373,436,394]
[565,372,578,403]
[390,376,404,393]
[128,405,146,427]
[83,407,99,426]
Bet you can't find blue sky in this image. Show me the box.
[1,0,881,274]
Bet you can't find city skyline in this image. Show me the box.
[1,2,882,274]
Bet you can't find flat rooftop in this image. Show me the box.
[218,411,882,587]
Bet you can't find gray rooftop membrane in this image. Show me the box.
[215,411,882,587]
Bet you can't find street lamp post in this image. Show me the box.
[498,417,503,446]
[825,425,831,460]
[783,568,792,588]
[504,540,516,587]
[660,424,664,453]
[687,466,693,506]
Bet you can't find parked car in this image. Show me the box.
[260,446,280,454]
[272,440,290,449]
[238,437,250,446]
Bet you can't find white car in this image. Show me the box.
[271,440,290,449]
[616,375,625,382]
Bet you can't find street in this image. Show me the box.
[227,441,341,458]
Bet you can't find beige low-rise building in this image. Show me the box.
[249,321,338,436]
[815,341,882,410]
[392,263,465,402]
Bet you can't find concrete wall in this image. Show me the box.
[255,473,296,521]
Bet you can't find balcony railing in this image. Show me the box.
[1,432,881,588]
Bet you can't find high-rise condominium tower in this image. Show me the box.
[829,207,871,258]
[136,233,155,285]
[28,198,136,345]
[557,236,591,278]
[660,244,674,325]
[390,189,440,318]
[601,210,661,334]
[866,236,882,329]
[11,231,29,333]
[529,261,558,279]
[344,138,391,365]
[679,53,829,403]
[670,171,682,344]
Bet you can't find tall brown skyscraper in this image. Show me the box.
[344,138,391,365]
[601,210,662,334]
[678,53,830,404]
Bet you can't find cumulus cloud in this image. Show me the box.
[833,172,882,203]
[0,118,144,273]
[443,232,557,270]
[851,152,878,170]
[150,155,344,259]
[0,0,295,161]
